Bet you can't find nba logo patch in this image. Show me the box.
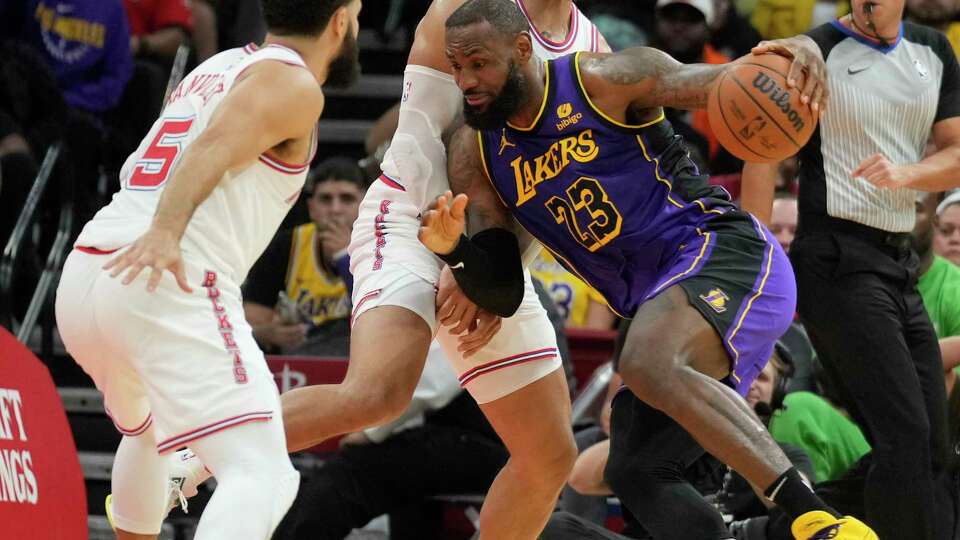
[699,288,729,313]
[914,59,929,80]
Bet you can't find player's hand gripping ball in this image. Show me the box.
[708,54,818,163]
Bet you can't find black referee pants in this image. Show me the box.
[791,230,951,540]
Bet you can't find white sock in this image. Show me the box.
[170,448,213,501]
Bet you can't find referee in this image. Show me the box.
[742,1,960,538]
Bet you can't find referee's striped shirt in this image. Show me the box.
[799,21,960,232]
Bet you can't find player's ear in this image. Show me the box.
[332,4,350,39]
[515,31,533,63]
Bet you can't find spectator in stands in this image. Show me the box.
[19,0,134,116]
[243,158,366,356]
[766,378,870,485]
[710,0,764,58]
[124,0,194,63]
[770,193,799,253]
[190,0,219,62]
[651,0,740,173]
[907,0,960,57]
[935,190,960,267]
[0,41,67,241]
[213,0,268,50]
[915,192,960,389]
[273,343,510,540]
[750,0,848,41]
[531,252,615,329]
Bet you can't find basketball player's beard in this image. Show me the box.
[463,61,527,131]
[325,31,360,89]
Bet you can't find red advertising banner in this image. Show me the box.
[0,328,86,539]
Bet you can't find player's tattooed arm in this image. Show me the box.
[578,47,724,114]
[447,126,535,249]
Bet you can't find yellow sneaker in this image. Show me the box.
[791,510,879,539]
[104,494,116,531]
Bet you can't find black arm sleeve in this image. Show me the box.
[437,228,525,317]
[242,229,294,307]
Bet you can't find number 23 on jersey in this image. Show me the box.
[128,117,195,190]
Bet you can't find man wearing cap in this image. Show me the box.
[934,190,960,266]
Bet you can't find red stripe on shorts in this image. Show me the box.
[75,246,119,255]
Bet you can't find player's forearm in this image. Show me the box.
[904,145,960,191]
[739,162,779,224]
[436,229,525,317]
[568,439,612,496]
[150,137,233,238]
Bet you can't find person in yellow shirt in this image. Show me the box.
[749,0,850,40]
[243,157,368,353]
[531,250,615,329]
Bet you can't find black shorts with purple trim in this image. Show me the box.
[643,210,797,395]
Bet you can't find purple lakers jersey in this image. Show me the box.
[479,53,735,317]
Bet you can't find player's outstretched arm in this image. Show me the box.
[105,62,324,292]
[577,42,827,120]
[577,47,725,114]
[418,126,525,317]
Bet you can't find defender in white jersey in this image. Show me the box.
[54,1,362,538]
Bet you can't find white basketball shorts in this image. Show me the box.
[349,177,561,403]
[55,247,281,454]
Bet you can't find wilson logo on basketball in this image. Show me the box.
[751,72,806,133]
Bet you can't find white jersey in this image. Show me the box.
[515,0,604,60]
[74,43,316,285]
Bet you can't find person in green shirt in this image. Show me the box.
[752,344,870,483]
[914,193,960,388]
[769,391,871,483]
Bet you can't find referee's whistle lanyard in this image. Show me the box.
[850,3,894,48]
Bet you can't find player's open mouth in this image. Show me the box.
[465,94,491,107]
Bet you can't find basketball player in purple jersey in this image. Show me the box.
[419,0,877,538]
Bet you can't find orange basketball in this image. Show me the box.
[707,54,817,163]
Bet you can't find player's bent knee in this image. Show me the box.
[342,381,414,428]
[617,357,677,411]
[513,438,577,491]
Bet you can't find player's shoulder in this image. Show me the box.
[239,60,324,109]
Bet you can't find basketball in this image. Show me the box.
[708,54,818,163]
